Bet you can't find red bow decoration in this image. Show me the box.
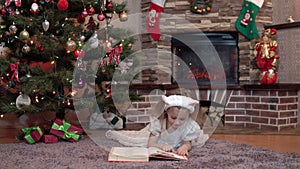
[108,45,123,65]
[10,63,20,82]
[5,0,22,7]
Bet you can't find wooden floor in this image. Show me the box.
[0,126,299,154]
[211,124,300,154]
[211,134,300,154]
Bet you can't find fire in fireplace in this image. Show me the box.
[171,32,239,85]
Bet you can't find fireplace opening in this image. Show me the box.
[171,32,239,85]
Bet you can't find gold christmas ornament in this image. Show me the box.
[65,39,77,52]
[119,11,128,22]
[19,29,30,41]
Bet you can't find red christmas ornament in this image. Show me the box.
[97,12,106,21]
[87,5,95,15]
[73,49,80,59]
[0,7,6,16]
[57,0,68,11]
[107,2,113,9]
[77,15,85,23]
[81,8,88,17]
[36,44,44,52]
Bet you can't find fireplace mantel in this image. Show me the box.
[265,22,300,30]
[243,84,300,90]
[130,84,300,90]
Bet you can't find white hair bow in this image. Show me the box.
[162,95,198,113]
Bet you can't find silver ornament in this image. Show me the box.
[42,20,50,32]
[9,24,18,34]
[22,44,31,53]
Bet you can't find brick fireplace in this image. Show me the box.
[120,0,299,131]
[171,32,239,85]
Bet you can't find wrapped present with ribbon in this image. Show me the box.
[50,118,83,143]
[21,126,44,144]
[42,134,59,144]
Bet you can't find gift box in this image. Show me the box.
[50,118,83,142]
[21,126,44,144]
[42,134,59,144]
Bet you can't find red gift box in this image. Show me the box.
[43,134,59,144]
[22,126,44,144]
[50,118,83,142]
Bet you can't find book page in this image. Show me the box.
[111,147,148,158]
[108,147,149,162]
[148,147,188,161]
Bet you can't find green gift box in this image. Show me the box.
[21,126,44,144]
[50,118,83,142]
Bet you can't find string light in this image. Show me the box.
[35,95,39,103]
[67,100,71,106]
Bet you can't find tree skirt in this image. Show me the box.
[0,137,299,169]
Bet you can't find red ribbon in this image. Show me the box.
[108,45,123,64]
[5,0,22,7]
[10,63,20,82]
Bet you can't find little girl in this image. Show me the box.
[105,95,209,156]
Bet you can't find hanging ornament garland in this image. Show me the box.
[190,0,212,15]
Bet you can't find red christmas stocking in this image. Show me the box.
[146,0,166,41]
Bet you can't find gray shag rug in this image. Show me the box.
[0,137,299,169]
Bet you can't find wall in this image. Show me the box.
[271,0,300,122]
[270,0,300,83]
[225,86,298,131]
[140,0,273,84]
[272,0,300,24]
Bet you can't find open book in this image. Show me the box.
[108,147,188,162]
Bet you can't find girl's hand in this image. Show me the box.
[160,144,175,152]
[176,145,189,156]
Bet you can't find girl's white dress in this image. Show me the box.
[105,117,209,148]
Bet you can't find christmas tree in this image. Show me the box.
[0,0,139,126]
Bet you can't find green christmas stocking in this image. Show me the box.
[236,0,264,40]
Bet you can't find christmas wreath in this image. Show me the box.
[190,0,212,15]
